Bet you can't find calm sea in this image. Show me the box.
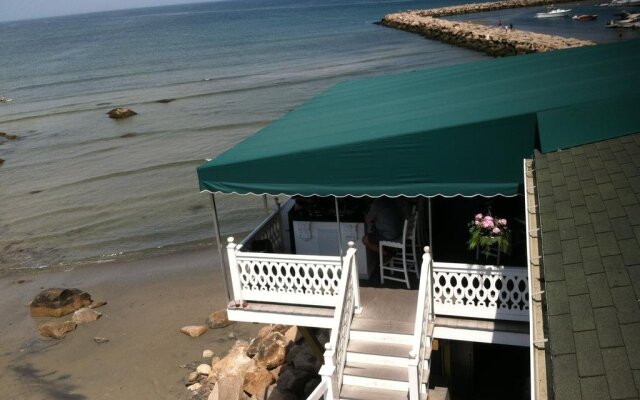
[0,0,635,270]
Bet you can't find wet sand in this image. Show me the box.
[0,247,262,400]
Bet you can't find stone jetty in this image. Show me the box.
[406,0,582,18]
[381,0,595,56]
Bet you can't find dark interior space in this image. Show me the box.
[429,340,530,400]
[430,195,527,267]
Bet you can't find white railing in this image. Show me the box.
[227,237,345,306]
[409,247,433,400]
[317,243,359,400]
[432,262,529,321]
[306,378,330,400]
[239,205,285,253]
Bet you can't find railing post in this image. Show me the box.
[408,351,419,400]
[347,242,362,314]
[323,343,337,400]
[226,237,242,302]
[426,246,435,322]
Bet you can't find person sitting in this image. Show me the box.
[362,197,403,255]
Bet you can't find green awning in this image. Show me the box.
[197,40,640,197]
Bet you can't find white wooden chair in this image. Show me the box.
[379,207,419,289]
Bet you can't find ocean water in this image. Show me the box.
[0,0,634,270]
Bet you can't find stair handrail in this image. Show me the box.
[408,246,433,400]
[315,242,358,400]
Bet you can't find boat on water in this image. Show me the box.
[610,0,640,6]
[573,14,598,20]
[0,96,12,104]
[535,8,572,18]
[606,12,640,27]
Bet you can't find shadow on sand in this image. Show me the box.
[11,363,86,400]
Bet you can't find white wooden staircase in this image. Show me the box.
[339,316,434,400]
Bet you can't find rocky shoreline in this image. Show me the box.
[381,0,595,56]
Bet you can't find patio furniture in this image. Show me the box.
[379,207,419,288]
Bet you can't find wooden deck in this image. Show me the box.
[228,284,529,346]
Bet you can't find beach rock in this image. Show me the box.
[197,363,212,375]
[284,325,301,345]
[252,332,287,369]
[276,366,313,394]
[242,365,274,398]
[187,382,202,391]
[203,349,214,358]
[269,365,283,380]
[246,325,289,357]
[89,300,107,309]
[0,132,17,140]
[72,307,102,324]
[210,341,253,381]
[292,347,318,373]
[107,107,137,119]
[185,371,199,386]
[30,288,92,317]
[0,159,4,167]
[181,325,208,337]
[207,376,245,400]
[38,320,77,339]
[93,337,109,344]
[210,356,221,367]
[206,309,233,329]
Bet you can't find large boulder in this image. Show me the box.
[251,331,287,369]
[210,341,253,381]
[206,309,234,329]
[72,307,101,324]
[38,321,77,339]
[242,364,274,398]
[207,376,247,400]
[276,365,313,395]
[30,288,92,317]
[107,108,137,119]
[247,325,289,357]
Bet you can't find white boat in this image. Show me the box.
[610,0,640,6]
[535,8,572,18]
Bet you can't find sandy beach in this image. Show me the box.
[0,246,262,400]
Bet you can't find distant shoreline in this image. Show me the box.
[381,0,595,56]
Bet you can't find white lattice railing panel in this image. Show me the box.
[432,262,529,321]
[227,238,343,307]
[240,206,284,253]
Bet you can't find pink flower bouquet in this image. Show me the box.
[468,212,511,257]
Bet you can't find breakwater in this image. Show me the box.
[381,0,595,56]
[409,0,582,17]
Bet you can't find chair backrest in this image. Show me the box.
[401,206,418,244]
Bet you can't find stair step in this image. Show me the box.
[344,361,408,383]
[348,340,412,358]
[347,339,412,367]
[351,317,414,336]
[340,384,408,400]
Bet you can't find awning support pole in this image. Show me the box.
[262,194,269,214]
[210,193,231,303]
[334,197,344,263]
[428,197,433,258]
[428,197,435,321]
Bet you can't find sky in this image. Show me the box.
[0,0,212,22]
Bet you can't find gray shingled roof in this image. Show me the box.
[536,132,640,400]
